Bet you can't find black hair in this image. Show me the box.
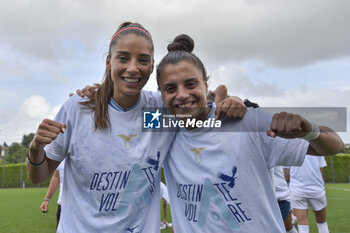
[156,34,208,88]
[244,99,260,108]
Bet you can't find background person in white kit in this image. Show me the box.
[285,156,329,233]
[160,182,173,230]
[40,160,64,228]
[273,166,298,233]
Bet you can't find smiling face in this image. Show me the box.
[159,61,210,120]
[107,34,154,108]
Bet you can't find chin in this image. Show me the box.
[124,89,143,96]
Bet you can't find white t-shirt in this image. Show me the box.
[289,155,327,198]
[45,91,176,233]
[160,182,170,203]
[164,107,309,233]
[56,161,64,205]
[273,166,291,202]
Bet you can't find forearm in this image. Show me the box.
[45,172,60,199]
[26,149,54,184]
[307,126,345,156]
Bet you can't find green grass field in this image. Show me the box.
[0,184,349,233]
[307,183,350,233]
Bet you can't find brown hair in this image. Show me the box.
[80,22,154,130]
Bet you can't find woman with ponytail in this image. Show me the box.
[26,22,178,232]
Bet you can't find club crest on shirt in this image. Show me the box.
[118,134,137,149]
[190,147,206,163]
[147,151,161,171]
[218,166,237,188]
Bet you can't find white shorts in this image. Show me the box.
[291,195,327,211]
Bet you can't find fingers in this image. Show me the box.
[75,84,99,99]
[214,85,228,104]
[268,112,306,139]
[82,85,92,98]
[93,83,101,88]
[226,103,246,119]
[31,119,66,150]
[266,129,277,138]
[76,89,84,98]
[215,97,247,119]
[40,202,49,213]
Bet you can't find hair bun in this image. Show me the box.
[167,34,194,53]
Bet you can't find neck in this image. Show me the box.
[185,106,211,130]
[112,93,140,111]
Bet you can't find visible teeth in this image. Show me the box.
[124,78,139,83]
[178,103,192,108]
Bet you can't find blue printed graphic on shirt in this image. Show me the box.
[88,152,161,215]
[125,225,139,232]
[147,151,161,171]
[176,166,252,229]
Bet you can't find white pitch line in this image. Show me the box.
[326,187,350,192]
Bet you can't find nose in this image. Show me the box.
[126,59,139,74]
[175,86,190,101]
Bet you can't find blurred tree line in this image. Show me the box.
[1,133,34,164]
[1,135,350,165]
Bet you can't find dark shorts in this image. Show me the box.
[278,200,291,220]
[57,204,61,228]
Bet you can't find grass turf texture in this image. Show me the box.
[0,184,349,233]
[306,183,350,233]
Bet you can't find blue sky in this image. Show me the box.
[0,0,349,144]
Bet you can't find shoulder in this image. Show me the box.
[223,108,272,131]
[60,95,88,112]
[141,90,163,107]
[52,95,88,123]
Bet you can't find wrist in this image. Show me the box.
[43,197,50,202]
[302,122,320,141]
[27,151,46,166]
[29,141,42,155]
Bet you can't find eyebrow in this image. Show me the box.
[161,77,199,87]
[115,51,152,58]
[184,78,199,82]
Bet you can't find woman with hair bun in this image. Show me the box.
[157,34,344,233]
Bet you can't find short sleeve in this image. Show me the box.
[319,156,327,168]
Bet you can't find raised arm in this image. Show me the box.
[26,119,65,184]
[267,112,344,156]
